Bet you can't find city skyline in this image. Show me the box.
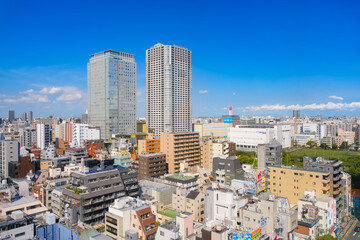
[1,0,360,118]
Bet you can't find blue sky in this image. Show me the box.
[0,0,360,118]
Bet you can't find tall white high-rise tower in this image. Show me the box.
[146,44,192,136]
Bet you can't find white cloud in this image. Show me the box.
[199,90,208,94]
[55,87,83,101]
[4,90,49,103]
[243,102,360,111]
[137,91,142,97]
[328,95,344,101]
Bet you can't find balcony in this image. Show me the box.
[333,188,342,195]
[322,178,330,184]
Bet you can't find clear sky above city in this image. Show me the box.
[0,0,360,118]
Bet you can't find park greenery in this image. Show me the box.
[237,148,360,186]
[283,148,360,185]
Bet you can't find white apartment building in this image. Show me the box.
[72,124,100,147]
[298,190,336,235]
[228,124,292,151]
[0,140,19,178]
[205,188,247,227]
[88,50,137,140]
[301,123,327,140]
[19,127,36,147]
[146,43,192,136]
[36,123,50,149]
[193,122,231,139]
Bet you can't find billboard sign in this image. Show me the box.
[224,117,233,123]
[251,228,262,240]
[233,233,251,240]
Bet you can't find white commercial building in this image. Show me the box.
[228,124,292,151]
[146,43,192,136]
[301,123,327,141]
[88,50,137,140]
[36,123,50,149]
[193,122,231,139]
[72,124,101,147]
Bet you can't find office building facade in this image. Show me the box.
[88,50,136,140]
[8,110,15,123]
[146,43,192,136]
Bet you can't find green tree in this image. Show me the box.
[316,234,336,240]
[320,143,329,149]
[332,144,338,150]
[340,141,349,150]
[306,140,316,148]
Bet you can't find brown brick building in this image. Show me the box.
[138,152,167,180]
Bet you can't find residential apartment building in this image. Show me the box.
[104,197,157,240]
[200,138,236,171]
[19,127,37,147]
[212,155,243,186]
[146,43,192,136]
[268,166,332,205]
[0,139,19,179]
[36,123,50,149]
[138,152,167,180]
[229,124,292,151]
[72,124,101,147]
[160,132,200,174]
[138,139,160,154]
[62,164,138,225]
[337,128,355,145]
[185,191,205,223]
[88,50,137,140]
[303,157,345,221]
[298,190,336,235]
[257,139,282,170]
[155,212,194,240]
[0,211,35,240]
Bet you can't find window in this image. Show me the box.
[15,232,25,237]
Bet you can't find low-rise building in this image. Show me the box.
[138,139,160,154]
[155,212,194,240]
[268,166,332,205]
[257,139,282,170]
[212,155,243,186]
[104,197,157,240]
[62,164,138,225]
[138,152,167,180]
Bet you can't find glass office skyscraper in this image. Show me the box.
[88,50,136,140]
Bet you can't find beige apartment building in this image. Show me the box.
[268,166,331,205]
[138,139,160,154]
[200,138,236,170]
[160,132,200,174]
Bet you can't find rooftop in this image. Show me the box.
[160,208,181,218]
[166,174,196,182]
